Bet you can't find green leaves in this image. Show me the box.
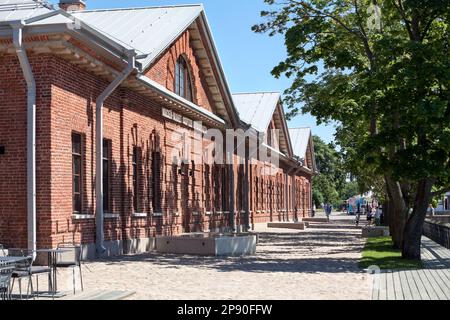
[254,0,450,200]
[312,135,351,206]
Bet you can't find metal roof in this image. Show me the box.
[289,127,312,159]
[0,0,51,21]
[70,5,204,66]
[232,92,280,133]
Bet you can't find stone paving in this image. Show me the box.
[47,214,371,300]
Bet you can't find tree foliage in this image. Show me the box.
[312,135,360,207]
[254,0,449,260]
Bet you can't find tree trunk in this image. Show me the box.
[384,183,395,236]
[402,179,435,260]
[383,199,391,228]
[385,176,408,249]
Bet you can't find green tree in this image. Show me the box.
[254,0,449,260]
[341,181,360,201]
[313,187,324,207]
[311,135,354,208]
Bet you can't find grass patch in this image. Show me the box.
[359,237,422,270]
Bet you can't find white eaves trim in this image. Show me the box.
[136,74,226,126]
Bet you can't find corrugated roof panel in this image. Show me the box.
[26,12,72,25]
[71,5,203,62]
[0,0,51,21]
[289,127,311,159]
[232,92,280,133]
[0,0,42,5]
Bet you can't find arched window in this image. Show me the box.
[174,56,193,101]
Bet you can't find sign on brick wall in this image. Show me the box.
[183,117,193,128]
[162,108,173,119]
[173,112,182,123]
[163,108,197,129]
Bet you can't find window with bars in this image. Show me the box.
[103,139,111,212]
[260,178,264,211]
[255,177,259,211]
[213,164,221,211]
[152,151,162,213]
[276,181,279,210]
[174,56,193,102]
[221,166,228,211]
[288,185,291,210]
[132,146,140,213]
[204,164,211,212]
[237,165,244,211]
[72,133,83,214]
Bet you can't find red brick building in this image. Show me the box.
[0,0,317,258]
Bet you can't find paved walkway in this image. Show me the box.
[48,214,371,300]
[11,213,449,300]
[372,237,450,300]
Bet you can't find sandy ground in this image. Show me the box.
[21,214,372,300]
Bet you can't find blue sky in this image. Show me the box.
[49,0,336,143]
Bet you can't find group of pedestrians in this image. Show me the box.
[318,202,383,226]
[354,202,382,226]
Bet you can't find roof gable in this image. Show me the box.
[233,92,293,157]
[289,128,311,159]
[14,4,241,127]
[70,5,239,127]
[232,92,279,132]
[289,127,317,170]
[71,5,203,67]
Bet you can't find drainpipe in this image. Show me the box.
[11,21,37,256]
[284,173,289,222]
[243,153,250,231]
[95,51,136,256]
[289,163,303,222]
[227,150,236,233]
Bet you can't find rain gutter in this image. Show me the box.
[10,20,37,256]
[95,50,138,256]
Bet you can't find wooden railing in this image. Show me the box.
[423,221,450,249]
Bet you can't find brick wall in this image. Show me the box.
[0,53,54,249]
[0,38,313,250]
[145,30,214,113]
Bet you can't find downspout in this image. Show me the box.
[290,163,303,222]
[95,51,136,256]
[11,21,37,256]
[285,173,289,222]
[227,150,236,233]
[243,153,250,231]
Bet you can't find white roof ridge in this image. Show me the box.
[289,127,311,130]
[232,91,280,95]
[72,4,204,14]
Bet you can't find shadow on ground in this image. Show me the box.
[87,221,366,275]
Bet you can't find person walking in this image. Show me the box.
[428,204,435,216]
[325,204,332,222]
[366,205,374,226]
[374,206,382,226]
[355,203,361,226]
